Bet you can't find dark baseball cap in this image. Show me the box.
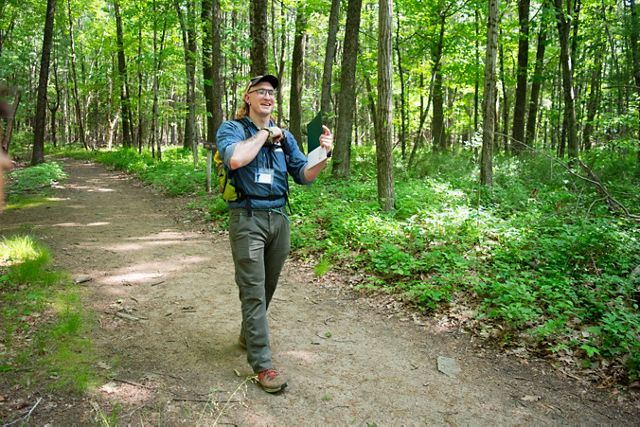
[247,74,279,91]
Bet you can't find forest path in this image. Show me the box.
[1,158,638,425]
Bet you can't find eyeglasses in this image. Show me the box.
[248,88,276,98]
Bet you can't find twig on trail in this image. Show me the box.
[316,333,329,340]
[150,280,165,286]
[331,405,350,409]
[324,317,334,325]
[208,376,253,427]
[149,370,184,381]
[333,338,355,343]
[173,397,241,404]
[115,311,147,321]
[113,378,154,389]
[3,397,42,426]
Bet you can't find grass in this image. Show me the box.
[49,143,640,384]
[0,234,96,393]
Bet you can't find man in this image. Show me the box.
[216,75,333,393]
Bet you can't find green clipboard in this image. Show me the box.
[306,112,323,154]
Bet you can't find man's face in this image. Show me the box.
[245,82,276,117]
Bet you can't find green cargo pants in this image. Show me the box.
[229,208,290,373]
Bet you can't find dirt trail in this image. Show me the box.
[1,158,638,426]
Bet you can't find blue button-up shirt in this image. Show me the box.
[216,117,311,209]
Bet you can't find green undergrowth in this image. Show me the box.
[50,144,640,383]
[0,234,96,392]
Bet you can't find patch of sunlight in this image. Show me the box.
[4,196,54,211]
[101,256,210,286]
[429,181,467,200]
[0,234,42,264]
[102,239,188,251]
[51,221,111,227]
[98,381,153,405]
[282,350,320,364]
[66,184,116,192]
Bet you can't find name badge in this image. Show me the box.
[255,168,274,185]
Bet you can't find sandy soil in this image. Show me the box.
[1,158,638,426]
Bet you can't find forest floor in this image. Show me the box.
[1,158,639,426]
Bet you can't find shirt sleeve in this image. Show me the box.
[215,120,245,168]
[282,130,312,185]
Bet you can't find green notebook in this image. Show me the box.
[306,112,323,153]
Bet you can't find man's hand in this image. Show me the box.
[264,126,283,144]
[319,125,334,153]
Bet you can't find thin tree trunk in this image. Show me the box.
[394,5,406,158]
[67,0,88,150]
[175,0,197,156]
[498,29,509,152]
[289,7,307,150]
[114,0,133,147]
[431,13,446,151]
[511,0,530,154]
[525,9,548,148]
[320,0,340,128]
[48,54,61,148]
[210,0,224,144]
[582,43,602,151]
[554,0,579,159]
[629,0,640,164]
[32,0,56,165]
[202,0,215,143]
[481,0,499,186]
[136,16,143,152]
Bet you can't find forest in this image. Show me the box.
[1,0,640,396]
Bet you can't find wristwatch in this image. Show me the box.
[261,127,273,142]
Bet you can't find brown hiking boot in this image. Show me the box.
[257,368,287,393]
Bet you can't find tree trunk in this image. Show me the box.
[474,8,480,131]
[202,0,215,143]
[394,5,406,159]
[48,55,61,148]
[32,0,56,165]
[629,0,640,164]
[431,14,446,151]
[525,10,548,148]
[554,0,579,160]
[67,0,88,150]
[376,0,395,211]
[582,43,602,151]
[114,0,133,148]
[210,0,224,144]
[320,0,340,128]
[151,2,167,159]
[289,7,306,150]
[331,0,363,179]
[511,0,530,154]
[136,18,143,152]
[271,0,286,127]
[250,0,269,75]
[175,0,197,155]
[498,29,509,152]
[481,0,499,186]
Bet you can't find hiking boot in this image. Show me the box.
[257,368,287,393]
[238,334,246,350]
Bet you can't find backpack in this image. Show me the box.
[215,118,291,204]
[215,118,250,202]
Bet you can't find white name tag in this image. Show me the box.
[255,168,274,185]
